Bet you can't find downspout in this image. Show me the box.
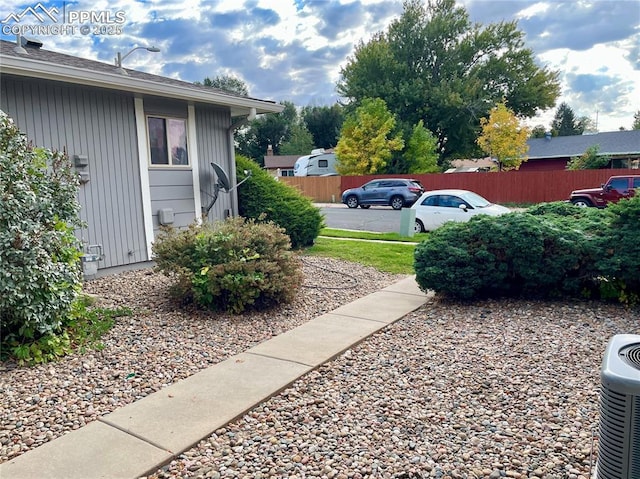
[225,107,256,217]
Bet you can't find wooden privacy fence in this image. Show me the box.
[280,176,343,203]
[281,169,638,204]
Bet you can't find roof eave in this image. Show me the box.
[528,152,637,160]
[0,54,284,116]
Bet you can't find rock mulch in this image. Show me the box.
[146,299,638,479]
[0,256,404,463]
[2,257,639,479]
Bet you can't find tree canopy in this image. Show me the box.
[337,0,560,162]
[403,120,440,173]
[279,123,315,155]
[551,102,586,136]
[236,101,298,164]
[566,145,610,170]
[301,104,345,149]
[196,75,249,96]
[476,101,530,171]
[335,98,404,175]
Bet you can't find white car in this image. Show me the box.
[411,189,510,233]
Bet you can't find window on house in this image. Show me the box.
[147,116,189,166]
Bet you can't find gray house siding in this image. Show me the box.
[195,105,234,221]
[0,76,148,269]
[143,98,198,232]
[149,170,196,230]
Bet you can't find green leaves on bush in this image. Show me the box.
[152,216,303,313]
[236,155,323,248]
[415,198,640,302]
[5,297,131,366]
[0,110,83,342]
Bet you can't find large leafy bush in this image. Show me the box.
[152,216,303,313]
[0,110,83,341]
[236,155,323,248]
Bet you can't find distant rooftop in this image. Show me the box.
[527,130,640,159]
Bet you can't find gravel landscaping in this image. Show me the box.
[2,257,639,479]
[0,257,404,464]
[145,300,639,478]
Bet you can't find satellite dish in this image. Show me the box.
[212,162,231,192]
[203,162,251,215]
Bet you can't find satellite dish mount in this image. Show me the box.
[204,162,252,214]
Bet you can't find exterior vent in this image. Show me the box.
[598,334,640,479]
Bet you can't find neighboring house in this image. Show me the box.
[445,157,495,173]
[0,38,283,275]
[521,130,640,171]
[263,145,298,177]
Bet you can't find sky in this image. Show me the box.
[1,0,639,132]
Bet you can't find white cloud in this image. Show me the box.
[1,0,637,131]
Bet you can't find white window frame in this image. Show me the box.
[146,115,190,167]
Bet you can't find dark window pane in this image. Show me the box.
[609,178,628,191]
[148,117,168,165]
[423,195,438,206]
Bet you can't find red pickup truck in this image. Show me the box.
[570,175,640,207]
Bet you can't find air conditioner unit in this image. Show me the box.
[597,334,640,479]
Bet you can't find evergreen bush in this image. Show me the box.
[414,212,600,299]
[152,216,303,313]
[596,194,640,303]
[236,155,323,248]
[0,110,83,341]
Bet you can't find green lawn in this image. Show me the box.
[319,227,428,243]
[304,229,423,274]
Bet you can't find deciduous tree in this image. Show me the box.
[236,101,298,164]
[337,0,559,162]
[196,75,249,96]
[530,125,548,138]
[301,104,344,149]
[403,120,440,173]
[566,145,610,170]
[477,102,530,171]
[335,98,404,175]
[279,124,315,155]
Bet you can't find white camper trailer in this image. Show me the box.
[293,150,338,176]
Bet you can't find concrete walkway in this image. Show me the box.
[0,277,430,479]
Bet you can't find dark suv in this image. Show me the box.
[341,178,425,210]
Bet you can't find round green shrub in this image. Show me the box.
[152,216,303,313]
[0,110,83,341]
[414,212,600,299]
[236,155,323,248]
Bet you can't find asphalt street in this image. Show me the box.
[317,204,403,233]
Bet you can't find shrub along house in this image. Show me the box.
[0,38,283,276]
